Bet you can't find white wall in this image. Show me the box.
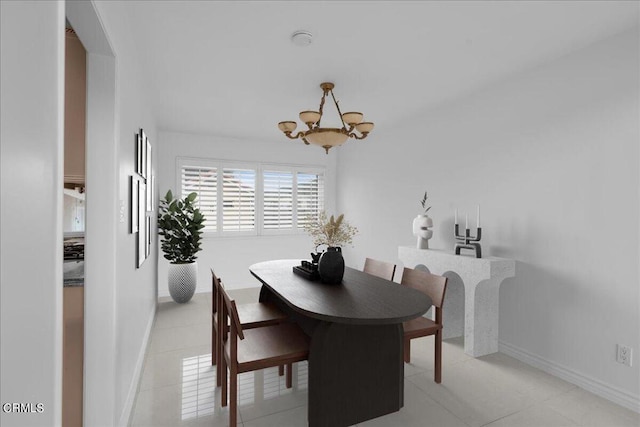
[92,2,159,424]
[0,1,64,426]
[336,29,639,410]
[0,2,158,425]
[157,131,337,295]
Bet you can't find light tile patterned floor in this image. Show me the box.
[130,292,639,427]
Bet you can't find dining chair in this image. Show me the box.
[212,269,219,366]
[400,267,448,383]
[210,269,289,386]
[219,284,310,427]
[363,257,397,281]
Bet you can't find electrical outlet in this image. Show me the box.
[616,344,633,367]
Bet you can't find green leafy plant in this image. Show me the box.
[303,211,358,248]
[157,190,205,264]
[420,191,432,215]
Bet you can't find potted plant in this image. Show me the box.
[304,211,358,284]
[157,190,205,303]
[413,191,433,249]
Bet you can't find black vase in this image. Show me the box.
[318,247,344,284]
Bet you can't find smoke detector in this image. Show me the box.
[291,30,313,47]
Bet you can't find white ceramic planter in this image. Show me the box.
[412,214,433,249]
[168,261,197,303]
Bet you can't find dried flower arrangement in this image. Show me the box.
[303,211,358,248]
[420,191,432,215]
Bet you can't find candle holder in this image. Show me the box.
[454,224,482,258]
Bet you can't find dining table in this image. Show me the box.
[249,259,432,427]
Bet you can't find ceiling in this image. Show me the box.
[117,1,638,143]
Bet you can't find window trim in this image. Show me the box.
[176,157,325,238]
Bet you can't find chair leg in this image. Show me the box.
[404,339,411,363]
[230,365,238,427]
[434,330,442,384]
[217,324,224,386]
[221,356,227,407]
[278,365,284,376]
[285,363,293,389]
[211,324,216,366]
[216,343,222,387]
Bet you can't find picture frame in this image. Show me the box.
[145,214,151,258]
[150,175,155,211]
[129,175,138,233]
[140,129,147,179]
[137,180,147,267]
[146,137,152,186]
[135,132,143,176]
[133,129,153,267]
[146,142,152,211]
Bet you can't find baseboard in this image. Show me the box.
[158,284,261,299]
[117,303,157,426]
[157,282,214,298]
[499,340,640,413]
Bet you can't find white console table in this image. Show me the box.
[398,246,515,357]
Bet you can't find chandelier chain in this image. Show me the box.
[329,89,348,130]
[317,90,327,127]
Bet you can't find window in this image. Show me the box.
[263,170,293,230]
[177,158,324,236]
[222,168,255,232]
[180,164,217,232]
[296,171,324,229]
[261,169,325,232]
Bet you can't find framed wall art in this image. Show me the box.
[145,214,151,258]
[145,137,152,183]
[136,132,143,176]
[129,175,139,234]
[137,179,147,267]
[146,145,152,211]
[132,128,154,268]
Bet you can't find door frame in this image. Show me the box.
[66,2,118,425]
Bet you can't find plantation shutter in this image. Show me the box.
[178,158,324,235]
[222,168,256,232]
[296,171,324,229]
[263,170,294,229]
[180,165,217,232]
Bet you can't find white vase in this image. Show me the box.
[412,214,433,249]
[168,262,197,303]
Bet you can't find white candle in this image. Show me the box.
[455,208,458,225]
[477,205,481,228]
[465,214,469,229]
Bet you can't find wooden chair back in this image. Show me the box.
[401,267,447,309]
[211,268,225,371]
[401,268,448,382]
[219,283,245,340]
[363,258,397,281]
[211,268,220,314]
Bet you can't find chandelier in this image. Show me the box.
[278,82,374,154]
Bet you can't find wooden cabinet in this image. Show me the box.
[63,285,84,427]
[64,29,86,184]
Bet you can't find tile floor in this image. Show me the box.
[130,291,639,427]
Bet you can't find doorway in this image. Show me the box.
[66,2,118,425]
[62,23,87,427]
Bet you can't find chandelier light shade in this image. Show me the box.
[278,82,374,154]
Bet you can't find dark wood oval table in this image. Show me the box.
[250,259,432,427]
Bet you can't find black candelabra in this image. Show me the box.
[454,223,482,258]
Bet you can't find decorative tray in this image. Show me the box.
[293,261,319,281]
